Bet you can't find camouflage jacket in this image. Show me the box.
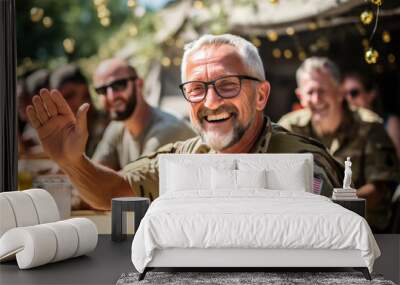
[122,117,344,201]
[279,106,400,230]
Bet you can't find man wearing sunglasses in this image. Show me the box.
[279,57,399,232]
[343,72,400,161]
[91,58,195,170]
[342,72,379,112]
[26,34,343,210]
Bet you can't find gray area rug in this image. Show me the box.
[116,272,395,285]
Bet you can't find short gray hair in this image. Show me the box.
[181,34,265,82]
[296,57,341,86]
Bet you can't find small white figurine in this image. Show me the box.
[343,157,352,190]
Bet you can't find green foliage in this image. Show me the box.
[16,0,129,69]
[16,0,231,77]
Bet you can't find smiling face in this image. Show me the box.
[296,69,344,127]
[184,44,269,151]
[93,59,138,121]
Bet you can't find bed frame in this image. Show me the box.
[137,154,372,281]
[139,248,371,280]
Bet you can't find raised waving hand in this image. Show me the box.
[26,89,90,165]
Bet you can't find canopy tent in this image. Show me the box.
[229,0,366,34]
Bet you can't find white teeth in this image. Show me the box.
[114,101,125,108]
[206,112,231,122]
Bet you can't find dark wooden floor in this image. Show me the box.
[0,235,398,284]
[373,234,400,284]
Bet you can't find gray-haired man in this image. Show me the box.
[279,57,399,231]
[26,34,343,210]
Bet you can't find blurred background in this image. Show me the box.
[15,0,400,227]
[16,0,400,120]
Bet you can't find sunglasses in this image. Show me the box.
[95,76,137,95]
[347,88,361,98]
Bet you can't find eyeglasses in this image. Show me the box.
[347,88,361,98]
[179,75,261,103]
[94,76,137,95]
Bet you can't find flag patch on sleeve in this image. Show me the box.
[312,176,323,195]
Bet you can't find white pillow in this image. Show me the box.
[211,168,236,190]
[167,162,210,191]
[238,160,308,191]
[266,166,307,191]
[211,169,267,190]
[236,169,267,189]
[166,160,236,192]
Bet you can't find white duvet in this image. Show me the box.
[131,190,380,273]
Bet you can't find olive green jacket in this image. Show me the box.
[279,106,400,230]
[122,117,344,201]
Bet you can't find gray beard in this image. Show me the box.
[192,117,250,152]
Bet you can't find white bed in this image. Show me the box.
[131,154,380,280]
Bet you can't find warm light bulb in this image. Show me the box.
[266,30,278,42]
[94,0,104,6]
[286,27,295,36]
[364,48,379,64]
[272,48,281,58]
[127,0,136,8]
[298,51,306,61]
[100,17,111,26]
[371,0,382,6]
[251,37,261,47]
[388,54,396,64]
[98,9,110,18]
[307,22,318,31]
[360,11,374,25]
[63,38,75,54]
[30,7,44,22]
[382,31,391,43]
[161,57,171,67]
[283,49,293,59]
[193,0,204,9]
[42,16,53,28]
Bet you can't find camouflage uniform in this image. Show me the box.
[122,117,344,201]
[279,105,400,230]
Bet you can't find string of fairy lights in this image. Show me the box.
[22,0,397,76]
[93,0,112,27]
[363,0,382,64]
[245,0,391,66]
[160,0,396,68]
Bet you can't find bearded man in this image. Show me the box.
[91,58,195,170]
